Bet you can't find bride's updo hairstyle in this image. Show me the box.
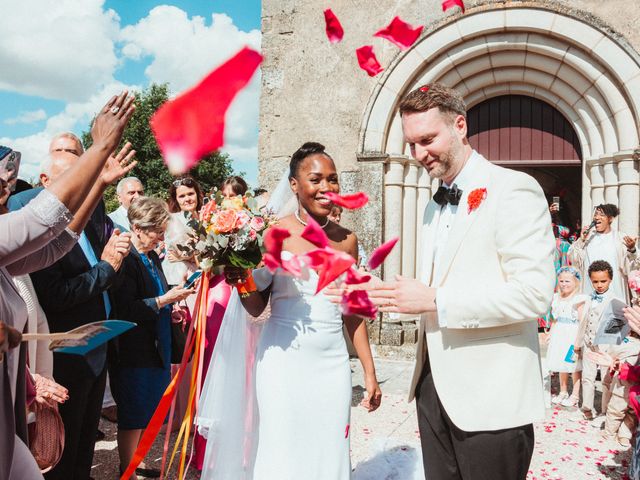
[289,142,334,179]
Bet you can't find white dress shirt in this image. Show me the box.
[108,205,130,231]
[433,151,482,328]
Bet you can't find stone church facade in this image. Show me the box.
[258,0,640,353]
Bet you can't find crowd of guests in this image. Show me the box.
[544,199,640,477]
[0,92,265,479]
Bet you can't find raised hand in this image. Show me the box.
[101,142,137,186]
[624,305,640,336]
[623,235,637,251]
[91,91,136,153]
[101,229,131,271]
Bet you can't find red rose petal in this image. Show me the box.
[151,47,262,174]
[301,215,329,248]
[368,237,399,270]
[442,0,466,13]
[264,226,291,259]
[341,290,377,318]
[345,267,371,285]
[324,9,344,44]
[356,46,383,77]
[373,16,423,50]
[323,191,369,209]
[305,248,355,293]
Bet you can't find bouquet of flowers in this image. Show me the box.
[178,191,275,276]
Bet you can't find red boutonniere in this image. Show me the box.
[467,188,487,213]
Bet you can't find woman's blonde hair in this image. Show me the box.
[128,197,170,231]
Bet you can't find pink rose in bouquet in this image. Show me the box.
[234,210,251,229]
[249,216,266,232]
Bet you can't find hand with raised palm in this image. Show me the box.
[101,142,137,186]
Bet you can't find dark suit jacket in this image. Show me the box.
[112,249,171,369]
[30,212,119,377]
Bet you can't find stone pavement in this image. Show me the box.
[91,358,634,479]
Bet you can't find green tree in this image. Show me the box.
[83,83,235,212]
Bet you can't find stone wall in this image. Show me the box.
[259,0,640,353]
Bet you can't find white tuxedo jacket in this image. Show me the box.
[409,154,556,432]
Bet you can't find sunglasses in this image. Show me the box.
[173,178,196,188]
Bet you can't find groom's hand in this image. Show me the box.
[366,275,436,315]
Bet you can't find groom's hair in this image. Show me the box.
[588,260,613,279]
[398,83,467,122]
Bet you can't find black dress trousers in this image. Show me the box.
[415,358,534,480]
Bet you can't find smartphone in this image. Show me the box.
[184,270,202,289]
[552,196,560,209]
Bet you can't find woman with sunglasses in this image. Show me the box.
[162,175,204,286]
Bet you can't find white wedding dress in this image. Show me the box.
[197,255,352,479]
[252,256,352,479]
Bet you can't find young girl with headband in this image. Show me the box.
[547,266,587,407]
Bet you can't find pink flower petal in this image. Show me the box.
[356,46,383,77]
[281,256,303,277]
[323,191,369,209]
[301,215,329,248]
[345,267,371,285]
[151,47,262,174]
[368,237,399,270]
[442,0,465,13]
[305,248,355,293]
[373,16,423,50]
[324,9,344,44]
[341,290,377,318]
[262,253,281,273]
[264,227,291,259]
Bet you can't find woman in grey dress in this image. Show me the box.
[0,91,136,480]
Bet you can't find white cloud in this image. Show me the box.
[0,0,119,102]
[4,109,47,125]
[1,4,261,182]
[1,81,138,180]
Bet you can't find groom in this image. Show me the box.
[367,84,555,479]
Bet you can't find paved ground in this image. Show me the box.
[92,357,634,479]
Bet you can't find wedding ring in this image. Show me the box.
[110,106,120,114]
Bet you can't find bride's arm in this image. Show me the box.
[344,315,381,412]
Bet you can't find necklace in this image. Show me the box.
[295,209,329,229]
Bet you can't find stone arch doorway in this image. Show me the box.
[358,4,640,284]
[467,94,583,232]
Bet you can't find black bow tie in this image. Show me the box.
[433,184,462,206]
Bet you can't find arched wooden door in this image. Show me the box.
[467,95,583,230]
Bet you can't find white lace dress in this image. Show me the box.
[252,258,352,480]
[547,293,587,372]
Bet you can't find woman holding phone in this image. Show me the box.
[111,197,194,479]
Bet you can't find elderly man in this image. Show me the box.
[49,132,85,156]
[109,176,144,230]
[7,132,85,210]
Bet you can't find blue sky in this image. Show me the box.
[0,0,262,184]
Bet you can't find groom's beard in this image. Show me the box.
[427,134,462,180]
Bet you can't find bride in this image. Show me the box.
[196,142,382,479]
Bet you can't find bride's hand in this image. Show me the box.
[361,374,382,412]
[224,266,248,285]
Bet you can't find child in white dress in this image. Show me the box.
[548,267,586,407]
